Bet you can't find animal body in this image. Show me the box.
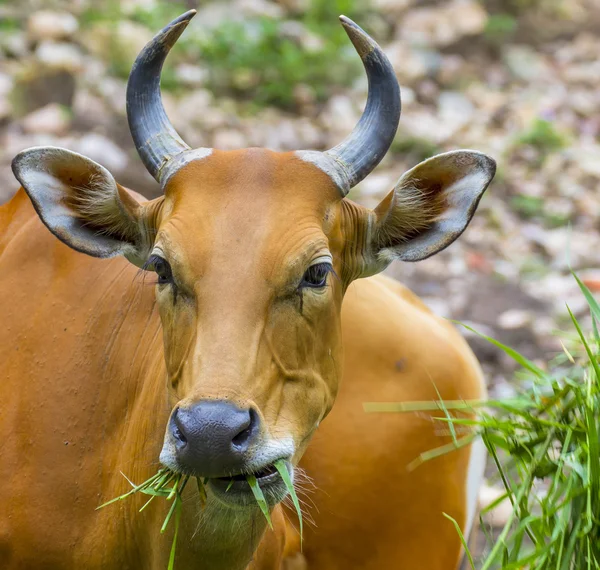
[0,11,494,570]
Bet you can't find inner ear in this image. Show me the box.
[12,147,153,267]
[364,150,495,270]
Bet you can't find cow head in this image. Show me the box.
[12,11,495,510]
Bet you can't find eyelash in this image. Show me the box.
[144,254,173,286]
[300,262,332,289]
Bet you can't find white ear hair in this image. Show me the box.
[365,150,495,273]
[12,146,148,266]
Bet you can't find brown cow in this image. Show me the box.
[0,11,494,570]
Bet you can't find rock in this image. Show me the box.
[95,77,127,115]
[438,91,475,135]
[72,90,110,129]
[0,73,13,100]
[498,309,533,330]
[385,43,442,83]
[261,118,300,150]
[568,144,600,178]
[119,0,159,15]
[279,21,324,52]
[27,11,79,42]
[372,0,416,14]
[320,95,359,136]
[85,21,153,69]
[213,129,248,150]
[191,2,238,33]
[503,45,551,81]
[401,109,444,144]
[422,297,451,319]
[174,64,208,88]
[398,0,488,48]
[74,134,129,173]
[0,31,29,58]
[36,41,84,73]
[22,103,71,135]
[479,483,513,528]
[12,66,76,115]
[293,84,317,108]
[175,91,213,126]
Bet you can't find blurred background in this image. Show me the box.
[1,0,600,558]
[3,0,600,390]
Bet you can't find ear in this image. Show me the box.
[12,147,156,267]
[361,150,495,275]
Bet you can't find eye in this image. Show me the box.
[300,262,332,289]
[146,254,173,286]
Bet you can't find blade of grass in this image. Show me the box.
[453,321,547,379]
[247,475,273,529]
[167,498,182,570]
[443,512,475,570]
[274,460,303,544]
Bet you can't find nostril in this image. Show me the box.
[231,408,259,450]
[172,409,187,445]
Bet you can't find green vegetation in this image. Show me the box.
[366,274,600,569]
[484,13,518,46]
[516,118,568,156]
[79,0,371,110]
[510,194,544,218]
[98,468,195,570]
[99,459,302,569]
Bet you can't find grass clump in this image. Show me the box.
[366,273,600,569]
[516,118,568,157]
[484,13,518,46]
[99,460,302,568]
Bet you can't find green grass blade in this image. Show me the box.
[139,494,156,512]
[274,459,303,544]
[167,498,182,570]
[247,474,273,529]
[161,496,180,534]
[363,399,484,413]
[453,321,547,378]
[572,272,600,324]
[567,305,600,383]
[443,512,475,570]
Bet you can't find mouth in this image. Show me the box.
[208,460,291,507]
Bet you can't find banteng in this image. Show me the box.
[0,11,495,570]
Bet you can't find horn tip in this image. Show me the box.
[173,9,197,26]
[338,15,375,59]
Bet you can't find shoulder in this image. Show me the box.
[342,273,485,399]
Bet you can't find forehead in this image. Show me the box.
[158,149,341,275]
[164,148,339,206]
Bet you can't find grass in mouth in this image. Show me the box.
[97,468,197,570]
[365,272,600,569]
[98,460,303,568]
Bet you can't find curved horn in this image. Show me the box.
[127,10,203,184]
[326,16,401,193]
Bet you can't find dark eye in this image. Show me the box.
[300,262,332,289]
[146,255,173,285]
